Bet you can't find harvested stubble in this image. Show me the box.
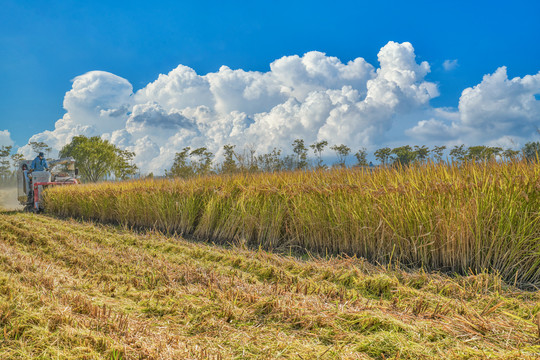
[1,212,540,359]
[44,160,540,286]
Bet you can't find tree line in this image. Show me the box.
[1,136,539,183]
[166,140,540,178]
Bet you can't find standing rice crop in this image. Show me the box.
[44,160,540,286]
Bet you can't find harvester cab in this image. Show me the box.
[17,157,80,212]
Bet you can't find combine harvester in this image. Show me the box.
[16,158,80,212]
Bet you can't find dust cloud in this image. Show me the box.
[0,187,23,211]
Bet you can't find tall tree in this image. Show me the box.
[221,144,238,174]
[432,145,446,163]
[330,144,351,167]
[354,147,368,166]
[257,148,283,173]
[234,146,259,173]
[502,148,520,160]
[522,141,540,162]
[190,147,214,176]
[466,146,502,161]
[115,149,137,180]
[292,139,308,170]
[482,146,502,161]
[310,140,328,169]
[168,147,193,178]
[0,146,12,181]
[29,141,52,157]
[413,145,430,162]
[449,145,467,162]
[374,147,391,165]
[391,145,416,166]
[11,153,24,171]
[466,146,487,161]
[59,136,137,182]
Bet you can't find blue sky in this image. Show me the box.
[0,0,539,171]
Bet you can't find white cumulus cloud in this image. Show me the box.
[21,41,540,172]
[407,66,540,147]
[19,71,133,159]
[0,130,14,147]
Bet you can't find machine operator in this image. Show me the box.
[30,152,49,172]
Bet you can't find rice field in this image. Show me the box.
[44,160,540,287]
[1,211,540,359]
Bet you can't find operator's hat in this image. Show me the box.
[38,152,44,157]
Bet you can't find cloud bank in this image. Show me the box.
[0,130,14,147]
[407,66,540,147]
[21,41,540,173]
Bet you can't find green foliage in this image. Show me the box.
[466,145,502,161]
[167,147,193,178]
[413,145,430,161]
[114,149,137,180]
[465,146,485,161]
[330,144,351,167]
[310,140,328,169]
[190,147,214,176]
[0,145,12,180]
[522,141,540,162]
[207,140,540,171]
[483,146,502,160]
[221,144,238,174]
[168,147,214,178]
[10,153,24,171]
[281,154,296,171]
[49,135,540,182]
[502,148,520,160]
[355,147,368,166]
[59,135,137,182]
[431,145,446,162]
[391,145,416,166]
[234,146,259,173]
[374,147,391,165]
[449,144,467,162]
[257,148,283,173]
[28,141,52,157]
[292,139,308,170]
